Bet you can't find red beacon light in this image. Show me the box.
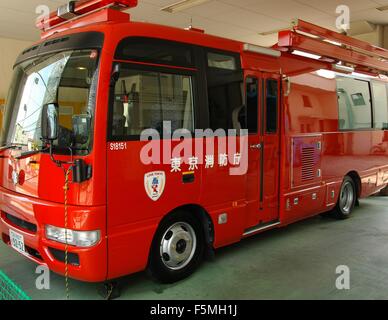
[36,0,138,31]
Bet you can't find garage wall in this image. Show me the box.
[0,37,33,100]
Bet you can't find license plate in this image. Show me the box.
[9,229,26,254]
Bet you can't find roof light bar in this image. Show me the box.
[243,43,281,58]
[57,1,78,20]
[37,0,138,31]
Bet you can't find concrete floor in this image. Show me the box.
[2,197,388,300]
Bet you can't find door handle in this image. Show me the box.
[250,143,262,150]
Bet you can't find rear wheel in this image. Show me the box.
[148,211,205,284]
[332,176,357,219]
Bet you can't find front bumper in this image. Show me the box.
[0,186,107,282]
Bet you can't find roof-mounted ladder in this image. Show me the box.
[277,19,388,75]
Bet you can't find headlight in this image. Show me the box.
[45,225,100,248]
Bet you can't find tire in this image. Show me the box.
[332,176,357,219]
[148,211,205,284]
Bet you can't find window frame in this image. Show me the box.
[245,76,259,135]
[205,48,242,71]
[336,76,374,132]
[207,51,238,71]
[107,61,199,142]
[109,37,244,140]
[265,78,279,135]
[370,80,388,130]
[204,48,244,132]
[114,37,196,69]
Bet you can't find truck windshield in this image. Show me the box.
[1,49,99,155]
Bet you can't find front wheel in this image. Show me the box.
[148,211,205,284]
[332,176,357,219]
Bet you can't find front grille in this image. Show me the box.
[2,233,43,261]
[4,213,37,233]
[25,246,43,261]
[48,247,80,266]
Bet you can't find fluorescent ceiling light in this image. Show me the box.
[292,50,321,60]
[161,0,210,13]
[258,30,280,36]
[259,27,289,36]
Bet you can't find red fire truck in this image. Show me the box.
[1,0,388,285]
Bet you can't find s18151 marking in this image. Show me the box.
[109,142,127,151]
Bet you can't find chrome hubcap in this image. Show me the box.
[340,181,354,214]
[160,222,197,271]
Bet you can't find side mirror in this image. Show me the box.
[41,103,59,141]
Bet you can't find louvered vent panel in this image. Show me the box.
[292,135,322,188]
[301,147,315,181]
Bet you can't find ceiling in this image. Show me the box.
[1,0,388,46]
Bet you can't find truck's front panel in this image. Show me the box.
[0,31,108,282]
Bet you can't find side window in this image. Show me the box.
[110,65,194,139]
[336,77,372,130]
[266,79,278,133]
[246,77,258,133]
[208,52,237,70]
[206,50,244,131]
[372,81,388,129]
[115,37,194,68]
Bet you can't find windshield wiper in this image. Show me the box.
[0,143,27,152]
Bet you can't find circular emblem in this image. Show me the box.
[12,170,19,186]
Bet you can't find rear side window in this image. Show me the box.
[115,37,194,68]
[337,77,372,130]
[371,81,388,129]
